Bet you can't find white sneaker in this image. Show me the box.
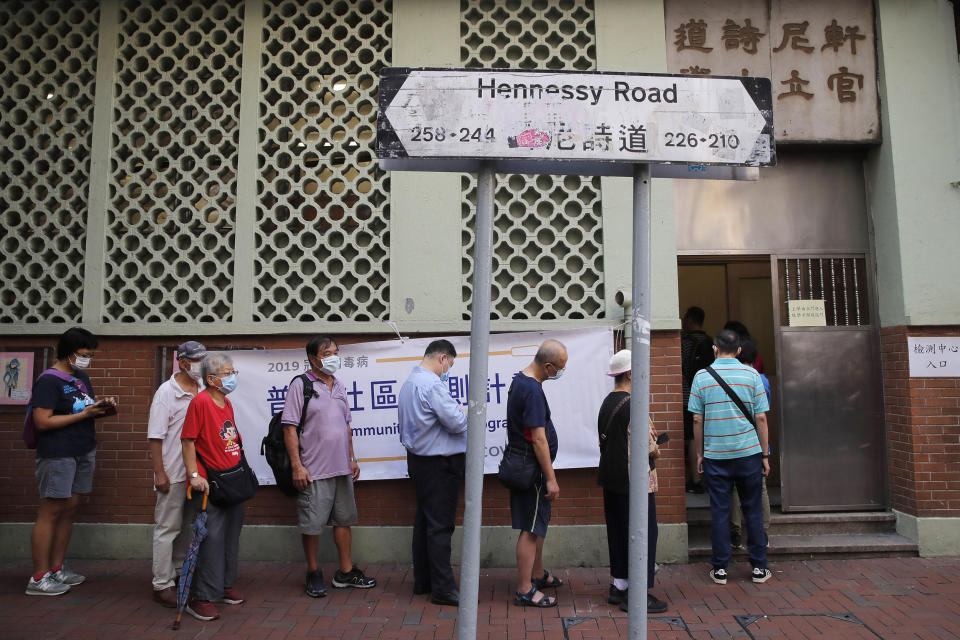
[51,567,86,586]
[752,567,772,583]
[709,567,728,585]
[26,574,70,596]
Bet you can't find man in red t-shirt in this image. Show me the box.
[181,353,249,622]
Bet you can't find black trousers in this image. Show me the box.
[603,489,657,590]
[407,451,465,595]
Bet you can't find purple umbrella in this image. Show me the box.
[172,489,208,630]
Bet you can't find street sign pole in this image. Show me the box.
[457,161,495,640]
[628,163,652,637]
[377,66,775,640]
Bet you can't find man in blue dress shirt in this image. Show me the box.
[397,339,468,606]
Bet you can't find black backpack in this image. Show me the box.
[260,374,314,497]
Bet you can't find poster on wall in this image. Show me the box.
[0,351,35,406]
[907,337,960,378]
[787,299,827,326]
[199,328,614,484]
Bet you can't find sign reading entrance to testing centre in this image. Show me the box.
[377,68,775,176]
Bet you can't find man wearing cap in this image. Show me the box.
[147,341,206,606]
[597,349,668,614]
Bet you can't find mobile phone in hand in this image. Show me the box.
[656,433,669,445]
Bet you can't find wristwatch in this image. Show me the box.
[350,457,358,463]
[761,454,770,459]
[190,471,199,478]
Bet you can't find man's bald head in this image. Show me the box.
[534,340,567,367]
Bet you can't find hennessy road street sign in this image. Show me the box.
[377,68,776,176]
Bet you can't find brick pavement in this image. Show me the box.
[1,557,958,639]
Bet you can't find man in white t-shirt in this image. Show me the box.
[147,341,205,606]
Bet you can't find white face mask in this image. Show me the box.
[319,355,341,375]
[185,362,203,381]
[548,365,565,381]
[72,354,92,369]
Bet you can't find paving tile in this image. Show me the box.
[2,558,960,638]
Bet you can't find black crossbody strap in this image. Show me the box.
[599,394,631,450]
[705,366,756,430]
[296,373,314,436]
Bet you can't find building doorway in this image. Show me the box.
[678,256,781,486]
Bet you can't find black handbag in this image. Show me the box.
[205,451,259,507]
[497,442,540,491]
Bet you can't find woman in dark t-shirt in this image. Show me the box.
[27,327,117,597]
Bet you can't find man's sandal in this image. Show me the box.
[514,586,557,608]
[531,570,564,589]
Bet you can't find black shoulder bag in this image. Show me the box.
[598,394,631,451]
[497,378,542,491]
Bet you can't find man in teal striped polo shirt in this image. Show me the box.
[689,329,771,585]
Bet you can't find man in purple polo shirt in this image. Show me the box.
[281,335,376,598]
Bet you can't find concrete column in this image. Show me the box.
[81,0,120,324]
[232,0,265,324]
[869,0,960,557]
[865,0,960,327]
[388,0,464,326]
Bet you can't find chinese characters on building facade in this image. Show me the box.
[666,0,878,142]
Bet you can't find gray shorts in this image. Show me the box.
[36,449,96,499]
[297,475,358,535]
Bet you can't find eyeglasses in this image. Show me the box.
[216,370,239,377]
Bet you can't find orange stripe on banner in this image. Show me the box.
[375,344,539,364]
[357,456,407,462]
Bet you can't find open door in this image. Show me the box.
[678,256,780,484]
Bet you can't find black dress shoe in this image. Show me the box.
[431,590,460,606]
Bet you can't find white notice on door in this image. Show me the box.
[787,299,826,326]
[907,337,960,377]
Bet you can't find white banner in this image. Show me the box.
[207,328,613,483]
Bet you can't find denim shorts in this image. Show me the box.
[36,448,96,499]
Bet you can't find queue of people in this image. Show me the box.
[23,326,773,618]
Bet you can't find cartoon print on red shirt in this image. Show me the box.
[219,420,241,457]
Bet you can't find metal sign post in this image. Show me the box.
[457,162,495,640]
[629,163,652,638]
[377,66,775,640]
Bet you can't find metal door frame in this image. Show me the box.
[770,251,889,511]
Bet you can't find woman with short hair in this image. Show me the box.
[181,352,255,621]
[27,327,117,596]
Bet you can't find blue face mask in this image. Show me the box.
[439,359,451,383]
[218,373,238,394]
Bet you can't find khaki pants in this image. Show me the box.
[152,481,193,590]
